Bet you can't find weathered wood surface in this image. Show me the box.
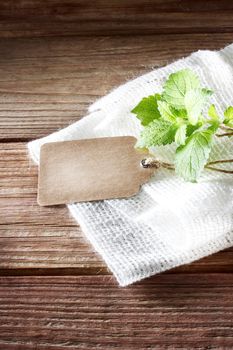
[1,4,233,347]
[1,142,233,274]
[0,33,233,141]
[0,143,106,273]
[1,0,233,37]
[0,275,233,349]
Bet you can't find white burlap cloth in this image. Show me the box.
[28,44,233,286]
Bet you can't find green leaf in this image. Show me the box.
[175,128,214,182]
[172,108,188,119]
[208,104,219,122]
[224,106,233,127]
[157,101,176,122]
[157,100,186,123]
[175,124,187,145]
[131,94,161,126]
[139,119,177,147]
[162,69,200,109]
[186,122,203,137]
[184,88,213,125]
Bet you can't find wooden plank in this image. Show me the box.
[0,142,106,273]
[0,33,233,140]
[0,274,233,349]
[0,142,233,273]
[1,0,233,37]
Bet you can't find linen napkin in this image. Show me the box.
[28,44,233,286]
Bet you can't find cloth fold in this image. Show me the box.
[28,44,233,286]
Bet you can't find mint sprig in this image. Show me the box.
[131,69,233,182]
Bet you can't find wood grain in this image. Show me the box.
[1,4,233,348]
[0,274,233,349]
[0,33,233,141]
[0,142,106,273]
[0,142,233,274]
[1,0,233,37]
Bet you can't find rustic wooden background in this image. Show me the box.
[0,1,233,349]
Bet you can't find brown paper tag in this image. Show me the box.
[38,136,154,206]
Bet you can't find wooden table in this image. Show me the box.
[1,1,233,349]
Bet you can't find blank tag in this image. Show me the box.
[38,136,154,206]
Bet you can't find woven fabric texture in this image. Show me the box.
[28,44,233,286]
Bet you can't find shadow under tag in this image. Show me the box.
[37,136,154,206]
